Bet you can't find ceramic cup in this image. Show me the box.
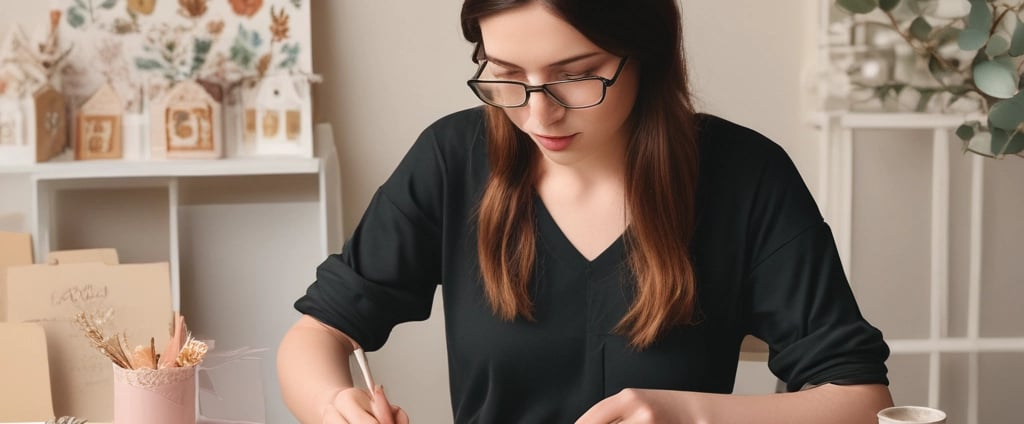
[878,405,947,424]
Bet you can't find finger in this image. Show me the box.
[322,406,350,424]
[574,392,626,424]
[332,388,379,424]
[371,385,397,424]
[393,406,411,424]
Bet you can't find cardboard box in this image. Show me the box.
[0,231,33,321]
[6,260,173,421]
[0,322,54,422]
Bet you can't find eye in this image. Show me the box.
[561,69,596,80]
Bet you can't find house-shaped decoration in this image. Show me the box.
[238,73,312,157]
[0,27,68,165]
[149,80,223,159]
[76,83,123,160]
[29,85,67,162]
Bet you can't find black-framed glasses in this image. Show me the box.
[467,56,629,109]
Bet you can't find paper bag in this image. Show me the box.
[0,322,55,421]
[0,231,34,321]
[6,261,174,421]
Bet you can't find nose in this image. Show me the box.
[526,88,566,127]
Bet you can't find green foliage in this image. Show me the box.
[230,24,263,70]
[278,43,301,69]
[838,0,878,14]
[834,0,1024,158]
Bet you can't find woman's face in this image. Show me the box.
[478,2,639,169]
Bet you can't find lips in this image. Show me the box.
[533,133,577,152]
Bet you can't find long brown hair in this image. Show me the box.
[463,0,700,349]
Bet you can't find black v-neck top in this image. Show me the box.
[295,107,889,423]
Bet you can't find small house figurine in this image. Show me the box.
[149,80,223,159]
[30,84,67,162]
[76,83,123,160]
[238,73,313,158]
[0,26,68,165]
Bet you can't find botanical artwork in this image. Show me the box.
[56,0,312,109]
[165,105,214,151]
[79,115,121,158]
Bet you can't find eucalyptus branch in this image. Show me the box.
[882,10,956,71]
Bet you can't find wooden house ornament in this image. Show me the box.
[29,85,68,162]
[149,80,223,159]
[76,83,123,160]
[0,27,68,164]
[239,74,312,157]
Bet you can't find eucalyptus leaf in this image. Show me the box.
[838,0,878,14]
[959,28,989,50]
[911,16,933,40]
[965,131,995,157]
[990,127,1010,156]
[880,0,901,12]
[100,0,117,9]
[955,123,976,141]
[985,34,1010,57]
[1011,16,1024,56]
[1005,132,1024,155]
[973,59,1018,98]
[965,0,992,31]
[932,26,962,45]
[987,92,1024,131]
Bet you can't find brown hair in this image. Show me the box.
[463,0,700,349]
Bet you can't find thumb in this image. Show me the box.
[371,385,397,424]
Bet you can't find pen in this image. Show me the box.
[352,347,377,398]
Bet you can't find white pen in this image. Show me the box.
[352,347,377,398]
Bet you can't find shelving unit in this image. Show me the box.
[1,123,342,311]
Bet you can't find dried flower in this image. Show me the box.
[49,10,62,30]
[207,20,225,36]
[73,312,134,369]
[270,6,290,43]
[256,53,272,77]
[175,335,209,367]
[229,0,263,17]
[127,0,156,15]
[178,0,208,18]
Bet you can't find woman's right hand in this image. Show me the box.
[322,385,410,424]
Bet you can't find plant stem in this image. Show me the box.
[882,10,955,71]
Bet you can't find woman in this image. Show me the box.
[278,0,894,422]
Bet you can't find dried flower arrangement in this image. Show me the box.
[73,311,208,370]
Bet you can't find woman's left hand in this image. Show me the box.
[575,388,697,424]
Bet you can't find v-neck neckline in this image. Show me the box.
[534,194,627,275]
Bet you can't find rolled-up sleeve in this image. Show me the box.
[295,125,447,351]
[744,222,890,392]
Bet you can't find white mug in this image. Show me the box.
[878,406,947,424]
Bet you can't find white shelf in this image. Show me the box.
[0,157,320,180]
[814,111,986,130]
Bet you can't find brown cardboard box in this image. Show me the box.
[0,231,33,321]
[6,260,173,421]
[0,322,54,421]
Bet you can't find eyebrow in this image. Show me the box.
[484,52,603,70]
